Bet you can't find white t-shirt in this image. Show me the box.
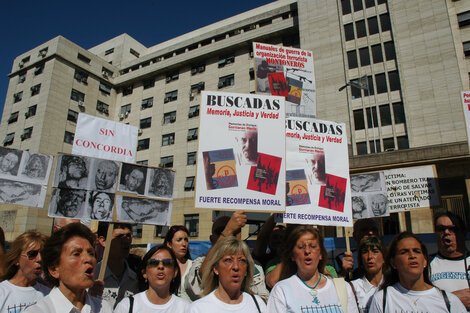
[430,254,470,293]
[350,276,382,313]
[114,291,190,313]
[267,274,359,313]
[189,291,266,313]
[368,282,467,313]
[0,280,50,313]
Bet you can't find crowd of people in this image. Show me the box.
[0,210,469,313]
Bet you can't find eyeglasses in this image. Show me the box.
[147,258,175,267]
[436,225,456,233]
[22,249,40,260]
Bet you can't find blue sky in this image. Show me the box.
[0,0,274,118]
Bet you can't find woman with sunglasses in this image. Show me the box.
[114,245,190,312]
[369,231,466,313]
[0,230,49,313]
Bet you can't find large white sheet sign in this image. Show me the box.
[195,91,286,212]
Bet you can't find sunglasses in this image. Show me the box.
[22,249,40,260]
[147,258,175,267]
[436,225,457,233]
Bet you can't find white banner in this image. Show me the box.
[277,117,352,227]
[73,113,137,163]
[253,42,316,117]
[462,91,470,149]
[195,91,286,212]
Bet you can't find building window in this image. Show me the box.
[188,105,200,118]
[77,53,91,64]
[375,73,387,93]
[18,72,26,84]
[356,142,367,155]
[190,82,205,100]
[164,90,178,103]
[353,109,365,130]
[34,63,44,76]
[249,68,255,80]
[187,128,198,141]
[364,76,375,96]
[74,70,88,84]
[137,160,148,165]
[25,105,37,119]
[121,104,131,117]
[8,112,19,124]
[160,156,173,168]
[380,13,391,32]
[105,48,114,55]
[191,64,205,75]
[388,71,400,91]
[155,225,169,238]
[163,111,176,124]
[356,20,367,38]
[366,107,378,128]
[130,48,140,58]
[184,214,199,236]
[141,97,153,110]
[166,71,179,83]
[368,17,379,35]
[379,104,392,126]
[143,79,155,89]
[96,101,109,115]
[187,152,197,165]
[31,84,41,96]
[21,127,33,141]
[101,67,113,78]
[132,225,143,239]
[38,47,48,58]
[99,82,111,95]
[218,74,235,89]
[3,133,14,146]
[184,177,195,191]
[162,133,175,146]
[218,55,235,68]
[137,138,150,151]
[369,140,381,153]
[371,44,383,63]
[64,131,74,144]
[392,102,406,124]
[138,117,151,129]
[397,136,409,150]
[347,50,358,69]
[383,138,395,151]
[341,0,352,15]
[71,89,85,102]
[353,0,363,12]
[123,85,133,96]
[19,56,30,68]
[344,23,355,41]
[384,41,396,60]
[365,0,375,8]
[13,91,23,103]
[351,85,361,99]
[377,0,386,4]
[458,11,470,28]
[67,109,78,123]
[359,47,370,66]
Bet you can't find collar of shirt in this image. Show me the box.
[49,287,93,313]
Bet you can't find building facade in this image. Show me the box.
[1,0,470,242]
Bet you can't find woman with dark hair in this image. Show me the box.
[163,225,192,300]
[23,223,112,313]
[189,236,266,313]
[114,245,190,312]
[369,231,466,313]
[267,225,358,313]
[0,230,49,313]
[350,236,386,313]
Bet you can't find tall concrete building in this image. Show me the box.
[1,0,470,242]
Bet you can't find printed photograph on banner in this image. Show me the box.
[87,191,114,221]
[0,179,46,207]
[351,172,383,192]
[253,42,316,117]
[118,163,147,195]
[0,147,23,177]
[0,210,16,232]
[146,167,175,200]
[350,172,389,219]
[195,91,286,212]
[53,154,90,189]
[115,195,171,225]
[48,188,87,219]
[18,151,53,184]
[202,149,238,190]
[90,159,119,193]
[280,117,352,227]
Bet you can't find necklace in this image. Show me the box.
[297,273,322,304]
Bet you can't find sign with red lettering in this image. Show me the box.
[73,113,137,163]
[195,91,286,212]
[253,42,316,117]
[462,91,470,149]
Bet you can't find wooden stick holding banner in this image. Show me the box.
[98,223,114,280]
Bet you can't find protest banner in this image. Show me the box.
[72,113,138,163]
[253,42,316,117]
[277,117,352,227]
[384,165,439,213]
[462,91,470,148]
[350,172,389,219]
[0,147,52,208]
[195,91,286,212]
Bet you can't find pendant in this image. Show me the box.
[309,290,317,297]
[309,290,320,304]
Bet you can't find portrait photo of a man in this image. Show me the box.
[20,152,51,182]
[234,127,258,166]
[306,151,326,185]
[148,168,174,199]
[54,154,89,189]
[0,148,22,177]
[49,188,87,218]
[118,164,146,195]
[368,193,389,217]
[92,159,119,192]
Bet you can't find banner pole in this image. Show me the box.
[98,223,114,281]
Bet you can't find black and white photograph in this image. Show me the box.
[232,124,258,166]
[48,188,87,219]
[115,195,171,225]
[118,163,147,195]
[0,210,17,232]
[0,147,22,177]
[53,154,90,189]
[88,191,114,221]
[350,172,383,192]
[352,196,367,219]
[19,151,52,184]
[0,178,46,207]
[367,192,389,217]
[90,159,119,192]
[306,151,326,185]
[147,168,175,200]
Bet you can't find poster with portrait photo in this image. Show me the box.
[0,178,47,208]
[118,163,147,195]
[52,153,90,189]
[89,159,119,193]
[231,123,259,167]
[350,172,384,193]
[48,188,88,219]
[350,172,388,219]
[0,147,23,178]
[115,195,171,225]
[18,151,53,185]
[87,191,114,222]
[145,167,175,200]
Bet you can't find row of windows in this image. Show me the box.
[353,102,405,130]
[7,105,37,125]
[17,63,44,85]
[344,13,390,41]
[154,213,199,238]
[341,0,387,15]
[3,127,34,146]
[347,41,395,69]
[349,71,400,99]
[159,151,197,168]
[17,47,48,70]
[13,84,41,103]
[356,135,409,155]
